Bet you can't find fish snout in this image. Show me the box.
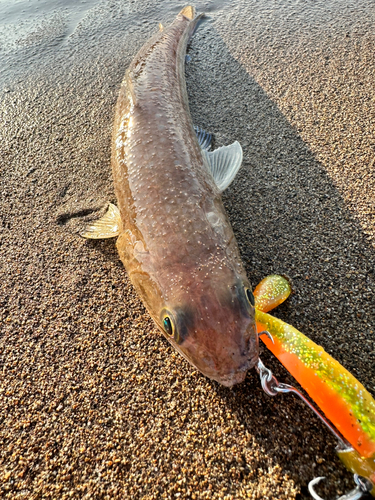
[215,338,259,387]
[184,320,259,387]
[217,369,248,387]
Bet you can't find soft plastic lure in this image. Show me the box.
[253,275,375,498]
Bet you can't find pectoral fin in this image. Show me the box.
[194,126,212,151]
[202,141,243,192]
[81,203,121,239]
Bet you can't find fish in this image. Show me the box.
[83,6,259,387]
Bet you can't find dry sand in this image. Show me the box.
[0,0,374,498]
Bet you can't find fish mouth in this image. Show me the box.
[208,357,255,387]
[208,345,259,387]
[214,369,248,387]
[167,323,259,387]
[172,341,252,387]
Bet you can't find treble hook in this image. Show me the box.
[255,356,375,500]
[308,474,373,500]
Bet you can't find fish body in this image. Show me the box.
[87,7,258,386]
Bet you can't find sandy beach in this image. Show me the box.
[1,0,374,498]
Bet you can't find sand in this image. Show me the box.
[0,0,374,498]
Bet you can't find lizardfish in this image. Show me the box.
[83,6,258,387]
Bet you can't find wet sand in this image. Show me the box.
[1,0,374,498]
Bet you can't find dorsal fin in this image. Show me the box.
[202,141,243,192]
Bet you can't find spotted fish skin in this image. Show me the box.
[112,7,258,386]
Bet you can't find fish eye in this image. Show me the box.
[160,309,180,342]
[163,316,174,337]
[245,287,255,308]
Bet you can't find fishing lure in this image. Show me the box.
[253,275,375,499]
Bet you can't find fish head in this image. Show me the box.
[157,274,259,387]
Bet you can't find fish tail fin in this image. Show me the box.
[190,13,205,36]
[177,6,205,41]
[179,6,205,39]
[179,6,195,20]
